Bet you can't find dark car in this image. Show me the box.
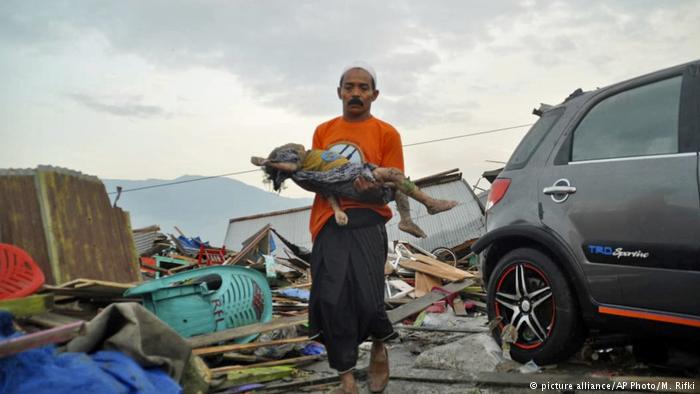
[472,60,700,364]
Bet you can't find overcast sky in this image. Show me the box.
[1,1,698,198]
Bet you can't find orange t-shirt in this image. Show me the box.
[309,116,404,240]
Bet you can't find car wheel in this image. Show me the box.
[486,247,584,364]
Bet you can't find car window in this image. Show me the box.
[571,76,682,162]
[506,108,564,170]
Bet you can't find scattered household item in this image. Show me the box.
[125,266,273,343]
[0,243,46,300]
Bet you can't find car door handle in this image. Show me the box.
[542,186,576,195]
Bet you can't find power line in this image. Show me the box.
[107,169,259,195]
[108,122,532,195]
[402,123,532,147]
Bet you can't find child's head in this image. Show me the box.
[268,143,306,162]
[261,143,306,191]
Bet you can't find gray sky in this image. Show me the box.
[1,0,698,198]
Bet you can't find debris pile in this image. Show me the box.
[3,167,698,393]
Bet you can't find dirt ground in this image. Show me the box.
[267,314,700,394]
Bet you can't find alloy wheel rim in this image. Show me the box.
[494,262,555,349]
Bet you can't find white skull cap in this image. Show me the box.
[341,62,377,87]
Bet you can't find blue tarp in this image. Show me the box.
[276,288,310,301]
[177,235,211,252]
[0,312,181,394]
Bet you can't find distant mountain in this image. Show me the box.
[102,175,312,246]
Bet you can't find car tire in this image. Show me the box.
[486,247,584,364]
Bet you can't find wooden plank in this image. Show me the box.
[399,259,468,282]
[181,356,212,394]
[395,325,487,334]
[414,254,476,278]
[453,297,468,316]
[211,355,322,375]
[261,369,367,393]
[188,314,308,348]
[45,278,136,297]
[0,321,85,358]
[387,279,474,324]
[276,282,312,291]
[224,365,297,385]
[414,272,441,297]
[410,255,475,278]
[56,278,84,288]
[27,312,84,328]
[41,285,136,299]
[0,294,54,318]
[59,278,134,290]
[194,336,311,357]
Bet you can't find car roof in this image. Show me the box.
[547,59,699,113]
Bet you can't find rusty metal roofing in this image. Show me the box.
[0,166,140,284]
[223,173,484,254]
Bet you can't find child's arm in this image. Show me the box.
[250,157,300,173]
[326,194,348,226]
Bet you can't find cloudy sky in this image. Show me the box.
[1,1,698,198]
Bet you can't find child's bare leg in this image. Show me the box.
[250,157,299,172]
[372,167,458,214]
[326,195,348,226]
[395,191,427,238]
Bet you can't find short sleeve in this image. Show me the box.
[381,127,404,172]
[312,126,323,150]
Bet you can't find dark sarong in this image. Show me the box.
[308,209,396,373]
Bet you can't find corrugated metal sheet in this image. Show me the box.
[0,166,140,284]
[224,177,485,254]
[133,229,161,256]
[224,207,313,251]
[0,170,53,282]
[385,179,485,252]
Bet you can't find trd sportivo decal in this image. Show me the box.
[587,245,650,259]
[583,242,700,271]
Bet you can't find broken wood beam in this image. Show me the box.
[414,272,441,297]
[193,336,311,357]
[453,297,468,316]
[188,314,308,348]
[0,294,54,318]
[223,365,297,385]
[0,321,85,358]
[26,311,84,328]
[211,354,323,375]
[394,325,487,334]
[387,279,474,324]
[259,368,367,393]
[412,254,475,279]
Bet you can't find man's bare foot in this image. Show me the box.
[334,210,348,226]
[399,220,427,238]
[331,371,359,394]
[426,199,458,215]
[368,341,389,393]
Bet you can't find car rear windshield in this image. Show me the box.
[506,107,564,170]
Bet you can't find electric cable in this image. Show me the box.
[108,123,532,195]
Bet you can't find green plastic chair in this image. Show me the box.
[124,265,273,343]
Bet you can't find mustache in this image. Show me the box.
[348,98,363,106]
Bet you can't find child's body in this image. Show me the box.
[251,143,458,238]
